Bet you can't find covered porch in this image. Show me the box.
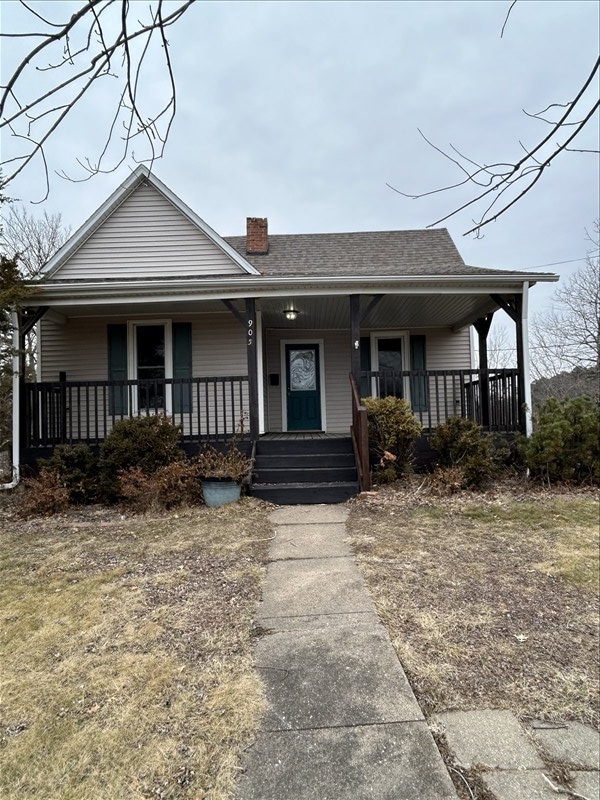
[16,280,539,495]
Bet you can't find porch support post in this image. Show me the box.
[473,313,494,429]
[245,298,259,440]
[490,289,531,435]
[516,282,532,436]
[349,294,361,387]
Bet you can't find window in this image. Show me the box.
[107,321,192,415]
[136,324,166,410]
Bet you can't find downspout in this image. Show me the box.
[1,311,21,490]
[521,281,533,437]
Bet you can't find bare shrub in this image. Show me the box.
[119,461,203,512]
[20,468,69,517]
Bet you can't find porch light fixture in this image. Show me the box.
[283,306,299,321]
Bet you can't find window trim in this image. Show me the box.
[370,330,411,401]
[127,319,173,414]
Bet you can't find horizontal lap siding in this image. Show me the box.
[265,329,351,433]
[38,313,248,440]
[56,184,242,279]
[423,328,471,370]
[40,313,247,382]
[418,328,472,428]
[264,327,472,433]
[40,318,107,381]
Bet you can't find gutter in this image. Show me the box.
[27,272,560,307]
[1,312,20,490]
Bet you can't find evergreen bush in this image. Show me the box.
[520,396,599,484]
[99,414,184,501]
[40,443,100,505]
[431,416,495,489]
[362,396,423,479]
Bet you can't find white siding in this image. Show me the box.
[38,316,473,435]
[55,184,243,280]
[38,313,249,439]
[265,326,472,433]
[40,313,247,381]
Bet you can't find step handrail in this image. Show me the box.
[349,373,371,492]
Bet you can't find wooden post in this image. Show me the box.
[474,314,493,429]
[245,299,259,440]
[349,294,361,388]
[490,290,530,436]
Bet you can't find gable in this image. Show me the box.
[52,182,249,280]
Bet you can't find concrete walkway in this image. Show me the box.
[236,505,458,800]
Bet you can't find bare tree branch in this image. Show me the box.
[1,0,195,200]
[391,25,600,238]
[531,221,600,381]
[500,0,518,38]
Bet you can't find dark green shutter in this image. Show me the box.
[359,337,371,398]
[172,322,192,413]
[410,335,428,412]
[108,324,128,415]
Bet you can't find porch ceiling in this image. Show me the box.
[258,293,499,330]
[36,292,500,331]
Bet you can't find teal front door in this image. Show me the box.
[285,344,322,430]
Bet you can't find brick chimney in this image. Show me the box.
[246,217,269,255]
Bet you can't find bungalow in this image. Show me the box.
[14,166,558,501]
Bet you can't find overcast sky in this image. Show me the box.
[1,0,599,327]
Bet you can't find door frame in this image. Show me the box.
[127,319,173,414]
[280,338,327,432]
[370,330,411,401]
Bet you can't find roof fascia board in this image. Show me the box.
[32,271,559,299]
[41,165,260,279]
[31,285,553,310]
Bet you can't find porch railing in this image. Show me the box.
[362,368,520,433]
[22,376,250,449]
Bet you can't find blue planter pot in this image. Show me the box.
[201,479,242,508]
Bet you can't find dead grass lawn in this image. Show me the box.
[0,499,272,800]
[347,482,599,728]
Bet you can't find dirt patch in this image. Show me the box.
[0,498,273,800]
[347,479,599,728]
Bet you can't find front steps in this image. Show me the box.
[249,437,359,505]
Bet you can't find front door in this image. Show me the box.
[285,343,322,430]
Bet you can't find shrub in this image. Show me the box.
[427,465,466,496]
[195,442,254,482]
[362,396,423,479]
[431,416,495,489]
[99,415,184,502]
[40,444,100,505]
[520,396,600,484]
[20,468,69,517]
[119,460,203,512]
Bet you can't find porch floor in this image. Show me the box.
[259,432,349,441]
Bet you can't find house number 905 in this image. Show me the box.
[248,318,254,347]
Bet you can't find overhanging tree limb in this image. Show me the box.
[0,0,195,200]
[389,54,600,236]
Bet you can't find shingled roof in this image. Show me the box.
[225,228,524,278]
